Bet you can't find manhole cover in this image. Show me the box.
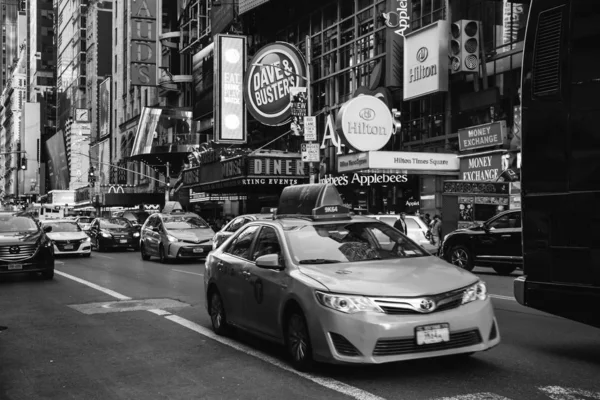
[69,298,190,315]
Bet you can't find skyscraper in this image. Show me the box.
[0,0,25,94]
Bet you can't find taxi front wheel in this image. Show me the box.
[209,290,230,336]
[286,311,314,372]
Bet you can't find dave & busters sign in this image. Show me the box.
[244,42,307,126]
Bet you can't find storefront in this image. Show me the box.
[324,150,460,216]
[179,150,309,218]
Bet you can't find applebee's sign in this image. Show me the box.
[382,0,411,37]
[244,42,307,126]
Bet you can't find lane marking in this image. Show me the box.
[94,254,114,260]
[164,314,386,400]
[55,270,131,301]
[539,386,600,400]
[55,260,65,265]
[429,393,513,400]
[148,309,172,316]
[172,269,204,277]
[489,294,516,301]
[55,269,386,400]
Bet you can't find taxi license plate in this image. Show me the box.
[120,239,127,243]
[64,245,74,250]
[193,248,204,254]
[416,323,450,345]
[8,264,23,270]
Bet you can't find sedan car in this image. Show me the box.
[440,209,522,276]
[368,214,437,252]
[205,184,500,371]
[212,213,274,250]
[88,217,141,251]
[42,219,92,257]
[0,211,55,279]
[75,216,94,232]
[140,212,215,263]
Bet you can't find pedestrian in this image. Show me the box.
[430,215,443,247]
[422,213,432,226]
[393,212,408,235]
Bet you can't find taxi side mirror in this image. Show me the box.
[255,254,283,270]
[43,225,52,233]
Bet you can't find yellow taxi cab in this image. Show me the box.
[204,184,500,371]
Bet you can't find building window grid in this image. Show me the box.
[411,0,446,31]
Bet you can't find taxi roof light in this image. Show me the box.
[276,184,351,221]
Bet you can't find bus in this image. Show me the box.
[514,0,600,328]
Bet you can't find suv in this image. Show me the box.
[0,212,55,279]
[140,211,215,263]
[440,209,522,275]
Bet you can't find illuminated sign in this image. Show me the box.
[335,95,393,152]
[244,42,307,126]
[130,0,157,86]
[382,0,411,37]
[404,20,448,100]
[458,121,508,152]
[215,34,247,144]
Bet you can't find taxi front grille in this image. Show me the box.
[380,298,463,315]
[0,244,39,261]
[373,329,482,356]
[373,286,468,315]
[329,332,361,356]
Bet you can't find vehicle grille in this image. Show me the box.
[329,332,361,356]
[0,244,39,261]
[54,239,85,251]
[373,286,467,315]
[372,329,482,357]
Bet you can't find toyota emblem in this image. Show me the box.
[9,246,20,254]
[420,299,435,311]
[416,47,429,63]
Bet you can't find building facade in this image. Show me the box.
[0,0,26,93]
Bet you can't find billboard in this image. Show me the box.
[97,138,111,186]
[21,103,41,196]
[99,77,111,139]
[130,0,157,86]
[45,131,70,190]
[214,34,246,144]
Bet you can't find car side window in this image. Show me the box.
[508,213,521,229]
[227,217,245,232]
[405,219,420,230]
[225,225,260,260]
[251,226,282,261]
[489,214,517,230]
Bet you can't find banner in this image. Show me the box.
[99,77,111,139]
[130,0,157,86]
[290,87,307,136]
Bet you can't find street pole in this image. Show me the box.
[305,35,316,184]
[165,162,170,202]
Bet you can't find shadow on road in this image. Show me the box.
[529,342,600,366]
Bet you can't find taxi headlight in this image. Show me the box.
[167,234,180,243]
[100,231,112,238]
[462,281,487,304]
[133,232,140,238]
[315,291,383,314]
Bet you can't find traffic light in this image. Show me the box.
[450,20,481,74]
[88,166,96,187]
[20,157,27,170]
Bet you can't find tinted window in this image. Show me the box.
[251,227,282,261]
[285,221,427,264]
[44,221,82,232]
[225,225,260,259]
[100,218,132,229]
[489,213,521,230]
[0,215,39,233]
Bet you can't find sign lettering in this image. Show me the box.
[459,153,504,181]
[458,121,507,152]
[130,0,157,86]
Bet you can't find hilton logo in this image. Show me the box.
[9,246,20,254]
[416,47,428,62]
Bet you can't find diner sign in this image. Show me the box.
[244,42,307,126]
[248,157,307,177]
[458,121,507,152]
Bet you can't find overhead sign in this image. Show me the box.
[130,0,157,86]
[369,151,459,171]
[460,152,504,181]
[403,20,448,100]
[382,0,411,37]
[320,173,409,187]
[214,34,247,144]
[335,95,393,152]
[290,87,307,136]
[301,143,319,162]
[303,116,316,141]
[244,42,307,126]
[337,152,369,173]
[458,121,507,152]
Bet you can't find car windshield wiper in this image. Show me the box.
[298,259,342,264]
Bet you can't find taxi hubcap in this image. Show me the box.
[452,248,469,268]
[289,315,308,361]
[211,294,223,328]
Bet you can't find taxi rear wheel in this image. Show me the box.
[450,245,474,271]
[140,243,150,261]
[286,312,313,372]
[159,245,169,264]
[209,290,229,335]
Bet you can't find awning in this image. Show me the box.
[101,193,166,207]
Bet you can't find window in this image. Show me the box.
[405,218,420,230]
[225,225,260,260]
[489,212,521,230]
[251,227,282,261]
[226,217,246,232]
[411,0,446,31]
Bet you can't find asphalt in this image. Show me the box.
[0,251,598,400]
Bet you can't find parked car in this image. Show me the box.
[88,217,141,252]
[0,211,55,279]
[440,209,522,276]
[140,211,215,263]
[367,214,437,252]
[42,219,92,257]
[212,213,274,250]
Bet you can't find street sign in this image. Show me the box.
[304,116,317,141]
[301,143,320,162]
[71,122,91,136]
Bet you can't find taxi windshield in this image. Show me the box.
[44,222,81,232]
[163,216,209,230]
[100,218,132,229]
[0,215,39,233]
[285,221,428,264]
